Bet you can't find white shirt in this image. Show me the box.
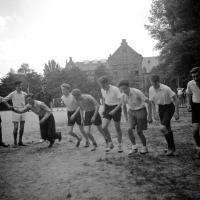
[149,83,175,105]
[186,80,200,103]
[101,85,121,105]
[4,90,27,109]
[61,93,78,111]
[121,88,147,110]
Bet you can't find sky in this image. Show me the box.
[0,0,158,78]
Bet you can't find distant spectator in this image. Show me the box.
[35,82,53,109]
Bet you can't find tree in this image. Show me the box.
[43,60,61,77]
[17,63,32,74]
[145,0,200,88]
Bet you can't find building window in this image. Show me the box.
[147,60,151,64]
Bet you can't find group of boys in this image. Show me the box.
[0,67,200,158]
[61,75,178,156]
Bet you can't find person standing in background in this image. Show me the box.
[186,67,200,159]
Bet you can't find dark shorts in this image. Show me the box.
[0,115,1,124]
[191,102,200,123]
[84,110,102,126]
[128,107,147,131]
[158,103,175,127]
[103,104,122,122]
[67,110,82,126]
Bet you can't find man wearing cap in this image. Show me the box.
[35,82,53,110]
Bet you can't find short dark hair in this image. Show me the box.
[118,80,129,87]
[71,89,82,97]
[190,67,200,74]
[14,80,22,86]
[25,93,34,99]
[98,76,109,84]
[151,75,160,83]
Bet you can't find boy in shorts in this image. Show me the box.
[98,76,123,153]
[119,80,152,155]
[72,89,108,151]
[3,81,27,147]
[61,83,89,147]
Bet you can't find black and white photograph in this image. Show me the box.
[0,0,200,199]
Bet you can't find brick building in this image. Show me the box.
[65,39,159,91]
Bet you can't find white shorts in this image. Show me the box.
[12,112,26,122]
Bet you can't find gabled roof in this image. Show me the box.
[108,39,142,66]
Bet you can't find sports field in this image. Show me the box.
[0,108,200,200]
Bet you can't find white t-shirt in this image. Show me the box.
[4,90,27,109]
[186,80,200,103]
[121,88,147,110]
[149,83,175,105]
[61,93,78,111]
[101,85,121,105]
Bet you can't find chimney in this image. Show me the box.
[121,39,127,46]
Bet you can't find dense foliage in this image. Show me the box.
[145,0,200,88]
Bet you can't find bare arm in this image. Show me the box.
[145,99,153,123]
[172,95,179,119]
[40,111,51,123]
[122,105,128,122]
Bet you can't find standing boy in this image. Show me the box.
[186,67,200,159]
[149,75,179,156]
[119,80,152,154]
[72,89,108,151]
[3,81,27,147]
[98,76,123,153]
[60,83,89,147]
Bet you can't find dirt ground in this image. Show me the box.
[0,108,200,200]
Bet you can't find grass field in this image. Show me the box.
[0,108,200,200]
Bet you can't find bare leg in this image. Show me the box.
[114,121,122,144]
[96,125,108,144]
[102,118,112,143]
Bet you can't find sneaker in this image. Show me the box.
[38,139,45,143]
[118,144,123,153]
[105,143,110,152]
[140,146,148,154]
[165,149,175,156]
[91,143,97,151]
[109,142,114,149]
[76,137,82,147]
[128,145,138,155]
[84,141,90,148]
